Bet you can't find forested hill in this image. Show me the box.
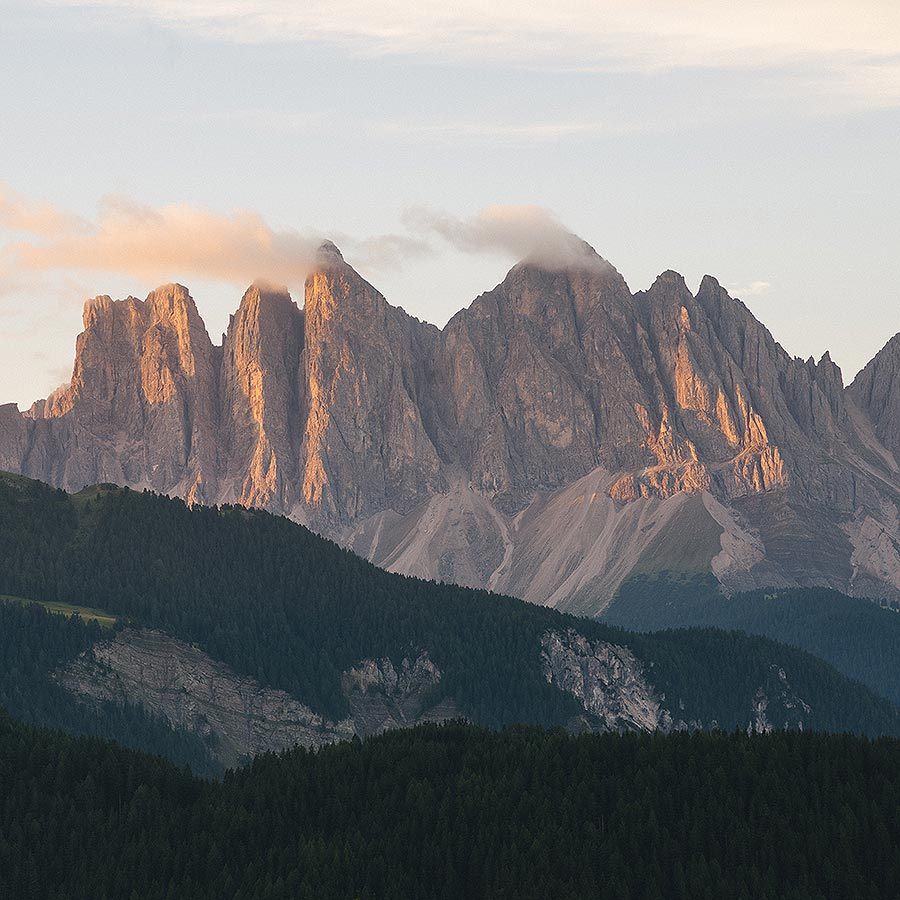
[605,575,900,707]
[1,471,899,745]
[2,714,900,900]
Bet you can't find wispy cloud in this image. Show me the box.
[729,280,772,298]
[3,184,596,292]
[0,183,84,236]
[405,205,603,270]
[49,1,900,104]
[0,186,431,289]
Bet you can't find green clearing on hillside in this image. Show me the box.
[0,594,117,628]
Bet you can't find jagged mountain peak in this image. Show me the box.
[4,250,900,609]
[698,273,722,291]
[848,331,900,459]
[242,279,293,298]
[854,332,900,377]
[81,283,201,329]
[145,283,206,329]
[651,269,689,289]
[146,282,191,300]
[508,233,625,287]
[315,239,345,266]
[234,281,300,325]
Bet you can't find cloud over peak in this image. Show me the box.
[0,187,437,291]
[1,185,594,293]
[406,205,603,271]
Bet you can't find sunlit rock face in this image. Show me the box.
[21,284,220,501]
[220,282,305,510]
[5,242,900,611]
[299,243,445,525]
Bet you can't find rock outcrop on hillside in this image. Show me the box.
[3,239,899,612]
[57,627,458,770]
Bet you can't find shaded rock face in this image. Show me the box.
[749,665,812,734]
[541,629,815,736]
[342,653,458,738]
[57,628,456,770]
[300,249,445,522]
[849,334,900,462]
[56,626,818,765]
[4,241,900,610]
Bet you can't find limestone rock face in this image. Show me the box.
[436,254,634,509]
[4,241,900,611]
[540,629,815,734]
[220,283,305,510]
[300,243,445,525]
[540,629,673,732]
[21,284,220,500]
[57,627,455,770]
[849,333,900,461]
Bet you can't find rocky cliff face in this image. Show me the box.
[58,627,458,770]
[4,240,900,611]
[299,243,445,523]
[849,334,900,462]
[540,629,675,732]
[219,282,305,509]
[57,625,806,768]
[540,629,813,735]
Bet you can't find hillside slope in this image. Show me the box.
[3,715,900,900]
[605,576,900,706]
[1,471,898,770]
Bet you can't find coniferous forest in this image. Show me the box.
[3,472,900,898]
[1,714,899,900]
[1,472,899,740]
[606,575,900,705]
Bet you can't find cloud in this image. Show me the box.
[1,186,592,293]
[9,194,322,286]
[50,1,900,104]
[0,186,431,289]
[337,232,433,273]
[729,280,772,297]
[405,205,601,270]
[0,183,83,236]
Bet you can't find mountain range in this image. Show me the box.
[2,238,899,613]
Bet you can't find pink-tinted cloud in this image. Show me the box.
[0,187,431,289]
[0,184,83,236]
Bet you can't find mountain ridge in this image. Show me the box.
[2,240,899,612]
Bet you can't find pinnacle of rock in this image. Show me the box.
[316,240,344,265]
[848,332,900,459]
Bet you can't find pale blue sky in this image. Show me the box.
[1,0,898,406]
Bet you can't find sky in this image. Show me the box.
[1,0,899,407]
